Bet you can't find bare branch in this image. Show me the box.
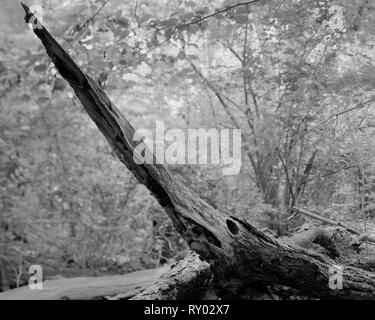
[185,0,264,27]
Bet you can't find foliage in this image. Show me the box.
[1,0,375,289]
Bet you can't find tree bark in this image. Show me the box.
[285,227,340,259]
[293,207,375,245]
[21,4,375,299]
[0,266,169,300]
[131,253,212,300]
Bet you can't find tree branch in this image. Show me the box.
[184,0,264,27]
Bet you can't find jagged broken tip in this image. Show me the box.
[21,2,30,14]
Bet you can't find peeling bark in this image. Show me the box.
[285,227,340,259]
[0,267,169,300]
[131,254,212,300]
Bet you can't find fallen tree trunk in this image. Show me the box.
[21,4,375,299]
[0,254,213,300]
[292,207,375,245]
[284,227,340,259]
[131,254,212,300]
[0,266,169,300]
[350,258,375,273]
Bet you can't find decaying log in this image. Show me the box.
[293,207,375,245]
[350,258,375,273]
[0,266,168,300]
[285,227,340,259]
[131,253,212,300]
[0,255,212,300]
[21,4,375,299]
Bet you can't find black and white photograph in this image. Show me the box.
[0,0,375,306]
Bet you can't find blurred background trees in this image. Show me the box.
[1,0,375,290]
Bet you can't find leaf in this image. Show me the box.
[187,54,199,60]
[34,64,47,73]
[36,96,49,104]
[35,79,47,86]
[140,13,152,22]
[116,17,129,28]
[195,7,209,16]
[115,9,123,19]
[53,78,66,91]
[365,203,375,211]
[115,28,130,40]
[185,1,195,8]
[74,4,89,12]
[243,69,252,77]
[234,14,249,24]
[160,18,179,27]
[164,27,175,39]
[177,50,186,60]
[234,6,249,14]
[180,12,194,21]
[20,94,31,102]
